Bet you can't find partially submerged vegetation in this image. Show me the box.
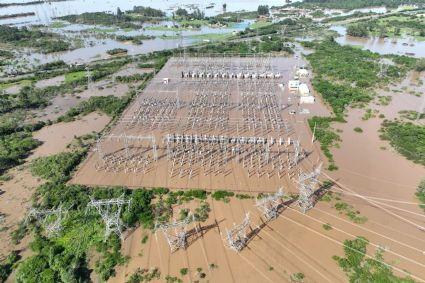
[295,0,425,10]
[0,25,71,54]
[334,236,415,282]
[379,120,425,165]
[305,39,415,169]
[416,179,425,211]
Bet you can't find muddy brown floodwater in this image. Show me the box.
[0,112,110,260]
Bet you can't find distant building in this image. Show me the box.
[298,83,310,97]
[288,80,300,91]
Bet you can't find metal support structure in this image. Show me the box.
[297,163,322,213]
[86,194,131,240]
[26,206,67,237]
[225,213,250,252]
[255,188,285,221]
[155,213,195,252]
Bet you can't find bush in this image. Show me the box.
[415,179,425,212]
[30,151,86,182]
[0,132,41,174]
[380,120,425,165]
[353,127,363,133]
[57,95,129,122]
[333,236,415,282]
[0,251,21,282]
[211,190,234,202]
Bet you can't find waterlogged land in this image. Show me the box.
[1,2,425,283]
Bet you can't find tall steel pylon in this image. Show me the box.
[256,187,285,221]
[86,194,131,240]
[155,213,195,252]
[26,206,68,237]
[224,213,251,252]
[297,163,322,213]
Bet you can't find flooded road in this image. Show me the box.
[330,25,425,58]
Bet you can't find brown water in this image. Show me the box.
[331,25,425,58]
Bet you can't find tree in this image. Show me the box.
[347,24,368,37]
[257,5,269,16]
[116,7,123,20]
[175,8,188,18]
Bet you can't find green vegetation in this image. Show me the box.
[416,58,425,72]
[334,236,415,282]
[0,25,70,53]
[309,116,341,170]
[116,72,151,83]
[290,272,305,282]
[0,251,21,282]
[0,132,41,174]
[399,110,425,120]
[194,201,211,222]
[126,267,160,283]
[297,0,425,10]
[211,190,235,202]
[305,39,415,168]
[180,268,188,276]
[107,48,128,55]
[416,179,425,211]
[30,151,86,182]
[322,12,375,23]
[59,11,142,29]
[347,13,425,39]
[322,223,333,230]
[64,70,86,83]
[380,120,425,165]
[257,5,270,15]
[354,127,363,133]
[334,201,368,223]
[131,6,165,18]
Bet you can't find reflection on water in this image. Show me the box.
[330,25,425,58]
[0,0,301,25]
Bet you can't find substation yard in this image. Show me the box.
[69,57,425,282]
[72,56,323,193]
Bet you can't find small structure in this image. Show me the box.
[288,80,300,91]
[300,96,315,104]
[163,78,170,84]
[296,68,309,78]
[298,83,310,97]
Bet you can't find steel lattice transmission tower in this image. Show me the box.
[155,213,195,253]
[26,206,68,237]
[256,188,285,221]
[225,213,251,252]
[297,163,322,213]
[87,194,131,240]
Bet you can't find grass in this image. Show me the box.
[189,33,234,41]
[0,79,32,91]
[249,20,273,30]
[50,21,68,29]
[64,71,86,83]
